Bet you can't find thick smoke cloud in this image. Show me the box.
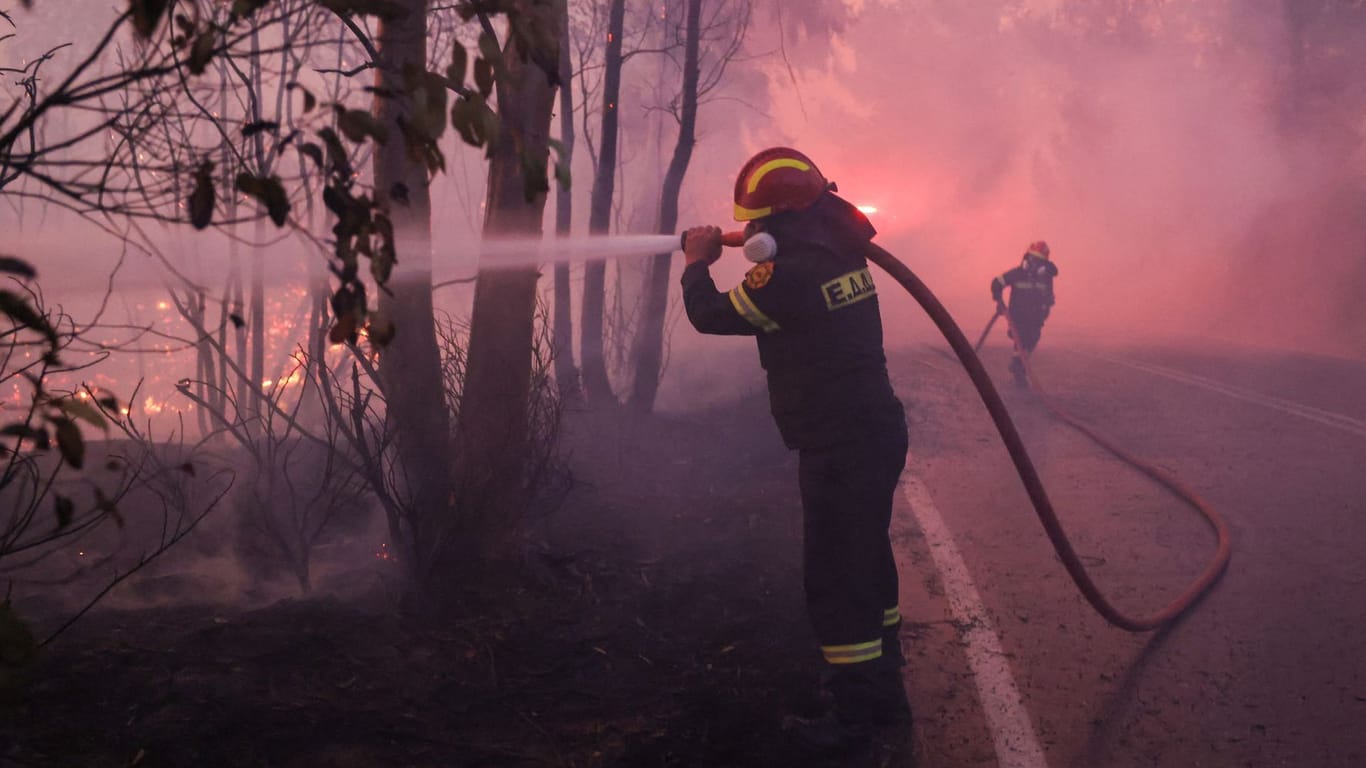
[691,0,1366,359]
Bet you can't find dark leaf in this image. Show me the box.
[287,82,317,113]
[262,178,290,227]
[179,462,196,476]
[299,142,324,169]
[0,255,36,280]
[0,289,59,348]
[188,160,215,230]
[53,418,84,470]
[129,0,170,38]
[407,67,448,141]
[329,313,356,345]
[59,398,108,431]
[188,30,215,75]
[235,173,291,227]
[473,58,494,98]
[366,310,395,346]
[317,128,352,177]
[451,94,499,153]
[54,494,73,530]
[337,108,389,146]
[0,423,45,442]
[447,40,468,86]
[242,120,280,137]
[322,185,347,217]
[229,312,245,328]
[231,0,271,19]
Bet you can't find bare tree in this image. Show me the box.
[551,0,580,402]
[630,0,750,412]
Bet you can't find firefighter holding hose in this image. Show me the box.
[991,240,1059,385]
[680,147,911,754]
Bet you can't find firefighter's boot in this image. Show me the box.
[1008,355,1027,386]
[788,656,911,755]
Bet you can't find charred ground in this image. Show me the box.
[2,394,915,767]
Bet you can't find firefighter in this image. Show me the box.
[679,147,911,753]
[991,240,1059,385]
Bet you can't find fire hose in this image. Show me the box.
[683,229,1231,630]
[862,242,1231,631]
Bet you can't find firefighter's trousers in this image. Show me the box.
[797,410,909,721]
[1009,303,1049,354]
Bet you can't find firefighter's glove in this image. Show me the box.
[995,301,1007,316]
[682,226,723,267]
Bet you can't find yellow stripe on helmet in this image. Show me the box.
[733,202,774,221]
[745,157,812,194]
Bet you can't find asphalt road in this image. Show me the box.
[887,341,1366,768]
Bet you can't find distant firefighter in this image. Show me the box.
[991,240,1059,384]
[679,147,910,756]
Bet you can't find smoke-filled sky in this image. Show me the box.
[4,0,1365,424]
[670,0,1366,359]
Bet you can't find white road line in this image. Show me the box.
[1090,353,1366,440]
[901,474,1050,768]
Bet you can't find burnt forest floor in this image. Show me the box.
[1,393,916,768]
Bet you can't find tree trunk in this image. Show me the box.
[629,0,702,413]
[459,7,560,562]
[250,217,266,422]
[373,0,453,586]
[248,26,267,425]
[579,0,626,407]
[552,0,580,402]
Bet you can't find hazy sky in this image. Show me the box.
[5,0,1364,419]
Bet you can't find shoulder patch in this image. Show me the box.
[745,261,775,290]
[821,268,877,311]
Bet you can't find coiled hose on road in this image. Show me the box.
[864,242,1232,632]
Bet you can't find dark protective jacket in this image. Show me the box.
[991,255,1059,315]
[681,193,902,450]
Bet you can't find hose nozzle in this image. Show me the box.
[679,230,747,250]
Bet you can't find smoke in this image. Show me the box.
[684,0,1366,359]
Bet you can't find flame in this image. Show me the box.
[857,205,879,215]
[143,396,164,415]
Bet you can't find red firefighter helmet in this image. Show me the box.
[733,147,829,222]
[1026,240,1051,260]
